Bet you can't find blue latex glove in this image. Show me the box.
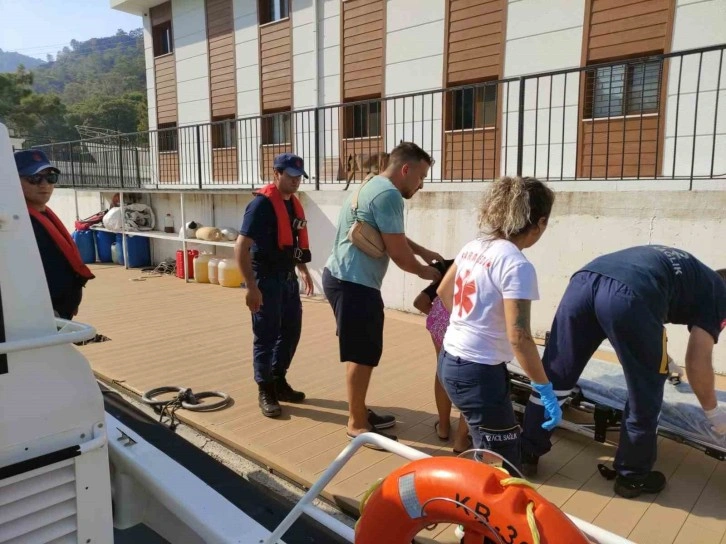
[532,381,562,431]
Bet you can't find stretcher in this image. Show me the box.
[507,342,726,462]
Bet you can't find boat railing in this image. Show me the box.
[264,432,635,544]
[0,318,96,354]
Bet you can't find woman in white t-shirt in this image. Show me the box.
[436,176,562,472]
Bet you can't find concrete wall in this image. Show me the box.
[383,0,446,179]
[320,0,340,106]
[663,0,726,178]
[171,0,213,186]
[53,186,726,373]
[232,0,263,185]
[143,17,158,131]
[501,0,585,179]
[233,0,261,117]
[173,0,212,126]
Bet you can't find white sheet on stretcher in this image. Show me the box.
[507,348,726,452]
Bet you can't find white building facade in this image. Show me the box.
[40,0,726,372]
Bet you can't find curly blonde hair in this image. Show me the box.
[478,176,555,239]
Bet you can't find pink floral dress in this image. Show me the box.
[426,297,451,349]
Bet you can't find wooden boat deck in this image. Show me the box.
[77,265,726,544]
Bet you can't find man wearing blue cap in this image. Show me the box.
[234,153,314,418]
[14,149,95,320]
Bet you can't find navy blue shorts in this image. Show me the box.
[322,268,384,367]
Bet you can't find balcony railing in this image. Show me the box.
[32,44,725,191]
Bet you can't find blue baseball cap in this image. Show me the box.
[14,149,60,177]
[273,153,308,179]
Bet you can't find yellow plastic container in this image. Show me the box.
[208,258,220,285]
[193,253,212,283]
[218,258,243,288]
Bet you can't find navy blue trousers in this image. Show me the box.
[251,273,302,384]
[438,349,521,472]
[522,271,669,478]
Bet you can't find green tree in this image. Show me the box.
[0,68,33,121]
[9,93,74,143]
[68,92,147,134]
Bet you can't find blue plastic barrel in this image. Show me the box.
[72,230,96,264]
[115,233,151,268]
[94,231,115,263]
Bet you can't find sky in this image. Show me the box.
[0,0,144,61]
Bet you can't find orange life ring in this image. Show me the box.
[355,456,590,544]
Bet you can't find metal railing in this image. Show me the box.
[32,44,725,190]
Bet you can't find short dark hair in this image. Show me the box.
[388,141,432,167]
[716,269,726,283]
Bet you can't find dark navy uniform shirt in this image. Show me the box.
[239,195,296,274]
[581,245,726,342]
[30,213,83,318]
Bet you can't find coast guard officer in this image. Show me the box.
[234,153,314,418]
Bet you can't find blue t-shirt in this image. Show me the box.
[580,245,726,342]
[325,175,405,290]
[239,195,296,273]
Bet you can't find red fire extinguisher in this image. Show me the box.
[176,249,199,279]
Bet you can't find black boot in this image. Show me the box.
[521,450,539,478]
[614,470,666,499]
[258,382,281,418]
[274,376,305,403]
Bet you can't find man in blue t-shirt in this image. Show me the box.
[522,245,726,498]
[234,153,314,418]
[322,142,443,445]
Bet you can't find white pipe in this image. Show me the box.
[78,430,108,455]
[120,190,129,269]
[312,0,320,109]
[312,0,320,184]
[180,191,187,282]
[569,517,634,544]
[0,319,96,354]
[301,504,354,542]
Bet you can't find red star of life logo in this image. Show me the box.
[453,269,477,318]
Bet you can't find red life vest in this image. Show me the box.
[28,206,95,281]
[255,184,311,263]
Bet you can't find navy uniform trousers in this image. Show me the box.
[251,271,302,384]
[522,271,669,479]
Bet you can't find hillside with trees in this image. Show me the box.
[0,49,44,72]
[0,29,147,146]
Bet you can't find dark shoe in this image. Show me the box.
[258,383,281,418]
[521,450,539,478]
[347,427,398,450]
[274,376,305,403]
[367,409,396,429]
[614,471,666,499]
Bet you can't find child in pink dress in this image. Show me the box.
[414,259,471,453]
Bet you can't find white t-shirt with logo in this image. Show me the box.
[442,238,539,365]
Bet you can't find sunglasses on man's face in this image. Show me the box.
[23,172,60,185]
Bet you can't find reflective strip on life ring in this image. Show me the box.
[354,457,590,544]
